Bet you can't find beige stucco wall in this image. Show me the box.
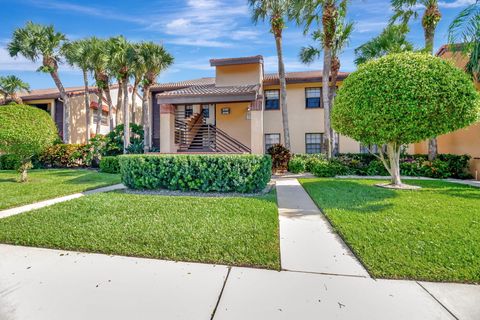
[215,64,262,86]
[215,102,251,148]
[263,83,361,154]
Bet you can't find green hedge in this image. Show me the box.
[99,156,120,174]
[288,153,472,179]
[119,154,272,193]
[0,154,21,170]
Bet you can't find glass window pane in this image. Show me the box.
[305,133,323,154]
[306,88,321,98]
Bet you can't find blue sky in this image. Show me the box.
[0,0,475,89]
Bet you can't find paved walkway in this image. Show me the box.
[0,184,125,219]
[0,178,479,319]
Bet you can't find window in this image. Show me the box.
[360,144,380,154]
[265,133,280,152]
[305,133,323,154]
[264,90,280,110]
[201,105,210,118]
[185,105,193,118]
[95,111,108,126]
[305,88,321,108]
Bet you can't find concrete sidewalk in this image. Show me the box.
[1,245,478,320]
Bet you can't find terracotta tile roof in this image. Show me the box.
[157,84,259,98]
[210,55,264,67]
[263,70,349,85]
[150,77,215,91]
[436,43,467,57]
[19,84,123,101]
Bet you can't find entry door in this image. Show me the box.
[202,104,215,125]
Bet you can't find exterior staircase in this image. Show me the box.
[175,112,250,153]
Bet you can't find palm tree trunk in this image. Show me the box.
[131,83,138,124]
[322,46,333,159]
[123,79,130,153]
[329,56,340,156]
[143,84,151,152]
[50,69,70,143]
[96,88,103,135]
[104,86,115,131]
[116,80,123,128]
[82,69,91,142]
[274,34,291,150]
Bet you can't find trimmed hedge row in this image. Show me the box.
[99,156,120,174]
[288,153,472,179]
[119,154,272,193]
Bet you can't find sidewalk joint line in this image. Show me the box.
[210,266,231,320]
[416,281,459,320]
[281,268,369,279]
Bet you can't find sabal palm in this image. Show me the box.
[354,24,414,65]
[391,0,441,160]
[249,0,292,150]
[138,42,174,151]
[448,1,479,81]
[108,36,133,153]
[0,75,30,104]
[128,43,146,125]
[63,39,94,141]
[8,22,70,142]
[293,0,348,159]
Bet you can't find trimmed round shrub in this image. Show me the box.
[287,157,306,173]
[267,144,291,173]
[0,104,57,181]
[332,52,480,186]
[99,156,120,174]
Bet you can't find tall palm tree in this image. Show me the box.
[63,39,93,142]
[391,0,441,160]
[129,43,145,125]
[138,42,174,152]
[108,36,133,153]
[8,22,70,142]
[249,0,292,150]
[293,0,348,159]
[354,24,414,65]
[0,75,30,104]
[448,1,479,82]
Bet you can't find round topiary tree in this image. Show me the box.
[332,52,480,188]
[0,104,58,182]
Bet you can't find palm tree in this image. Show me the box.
[249,0,292,150]
[0,75,30,104]
[129,43,145,125]
[354,24,414,65]
[448,1,479,82]
[391,0,441,160]
[108,36,133,153]
[8,22,70,142]
[63,39,93,142]
[299,9,352,155]
[138,42,174,152]
[293,0,348,159]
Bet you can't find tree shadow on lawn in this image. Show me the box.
[406,179,480,200]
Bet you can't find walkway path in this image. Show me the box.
[0,178,479,319]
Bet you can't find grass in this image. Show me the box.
[0,191,280,269]
[0,169,121,210]
[299,178,480,284]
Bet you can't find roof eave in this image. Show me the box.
[156,92,258,104]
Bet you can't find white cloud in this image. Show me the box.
[439,0,476,9]
[0,48,40,71]
[355,21,388,33]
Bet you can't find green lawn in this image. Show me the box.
[0,169,121,210]
[0,191,280,269]
[300,178,480,284]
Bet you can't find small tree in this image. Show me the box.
[332,52,480,188]
[0,105,57,182]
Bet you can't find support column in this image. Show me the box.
[250,97,264,154]
[159,104,176,153]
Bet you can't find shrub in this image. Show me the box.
[104,123,144,156]
[119,154,272,193]
[333,52,480,186]
[0,154,21,170]
[267,144,291,173]
[39,144,87,168]
[0,104,58,181]
[288,157,306,173]
[99,156,120,174]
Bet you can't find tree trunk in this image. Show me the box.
[428,138,438,161]
[104,86,115,131]
[131,83,138,124]
[329,56,340,156]
[18,159,32,183]
[387,143,402,186]
[123,79,130,153]
[50,69,70,143]
[82,69,91,143]
[274,34,291,150]
[143,84,151,153]
[116,80,123,128]
[322,46,333,159]
[96,89,103,135]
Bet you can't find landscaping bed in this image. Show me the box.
[300,178,480,283]
[0,191,280,269]
[0,169,120,210]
